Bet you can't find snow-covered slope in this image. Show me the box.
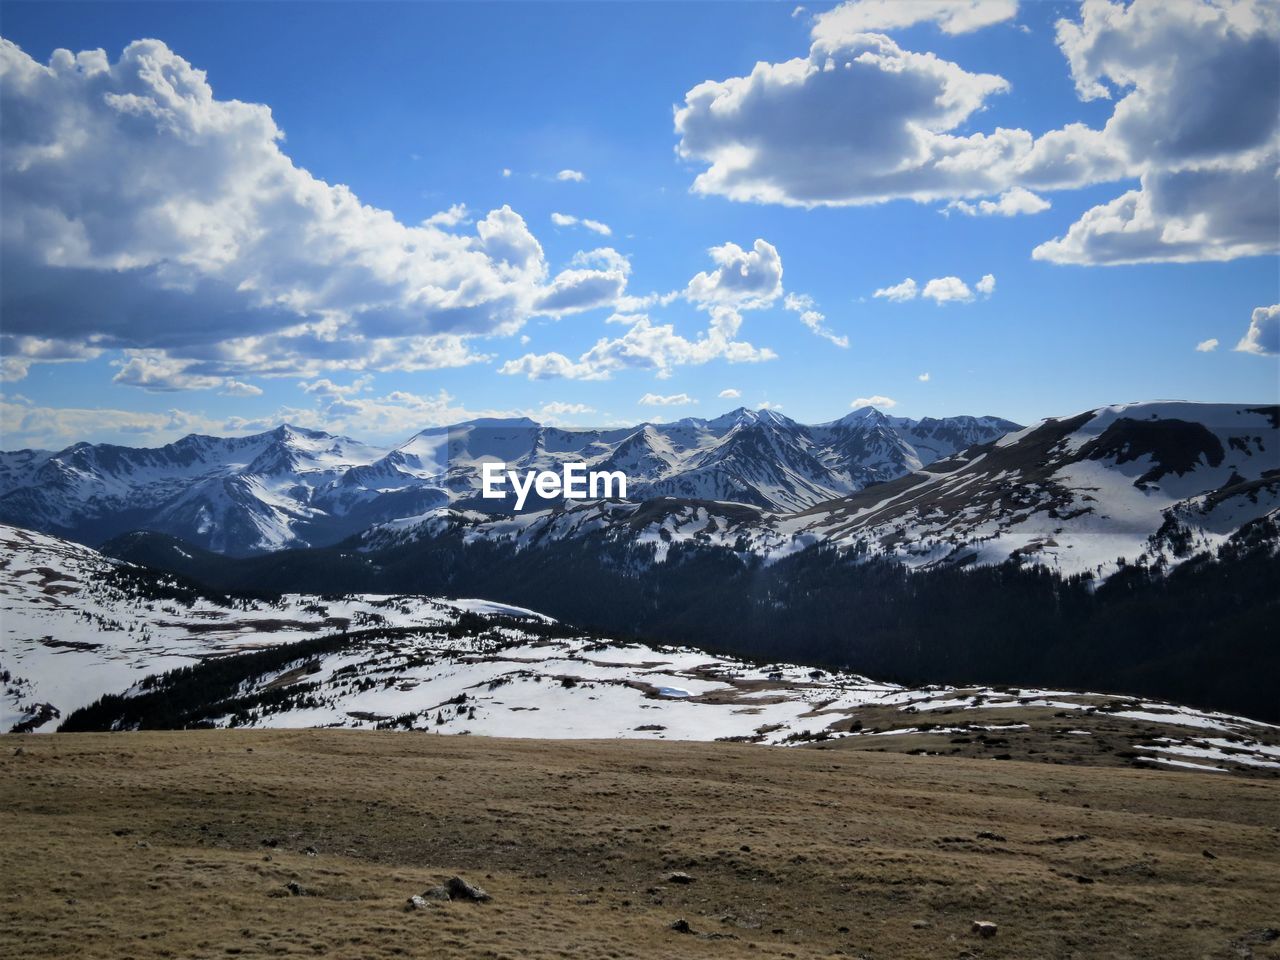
[785,401,1280,578]
[5,524,1277,775]
[0,409,1017,555]
[362,402,1280,580]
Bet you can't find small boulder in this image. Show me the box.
[670,918,693,934]
[406,895,428,911]
[421,885,452,901]
[911,919,931,930]
[285,881,306,897]
[444,876,491,902]
[972,920,998,938]
[664,872,695,885]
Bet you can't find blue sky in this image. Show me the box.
[1,0,1277,448]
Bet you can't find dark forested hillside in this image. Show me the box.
[99,513,1280,723]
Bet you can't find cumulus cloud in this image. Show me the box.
[0,335,103,382]
[918,372,931,381]
[423,203,471,227]
[718,388,742,399]
[1032,163,1280,265]
[675,0,1278,265]
[111,352,229,392]
[0,38,639,392]
[875,274,992,304]
[675,32,1037,208]
[783,293,848,347]
[1035,1,1280,264]
[922,277,974,303]
[550,212,612,236]
[873,278,918,302]
[1195,338,1219,353]
[556,169,586,182]
[532,248,631,315]
[852,395,897,409]
[811,0,1019,40]
[685,239,783,309]
[499,307,776,381]
[220,380,263,397]
[945,187,1050,217]
[1236,304,1279,356]
[639,392,696,407]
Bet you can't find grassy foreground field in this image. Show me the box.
[2,731,1278,960]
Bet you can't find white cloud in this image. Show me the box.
[945,187,1050,217]
[551,212,612,236]
[1032,164,1279,265]
[556,169,586,182]
[1236,304,1279,356]
[917,372,931,382]
[718,388,742,399]
[1,395,230,448]
[783,292,848,348]
[873,278,918,302]
[0,38,643,391]
[0,335,103,382]
[812,0,1018,40]
[675,32,1036,208]
[639,392,696,407]
[921,277,973,304]
[499,307,776,381]
[499,240,784,381]
[501,168,512,178]
[1194,338,1219,353]
[685,239,783,309]
[675,0,1278,265]
[757,401,784,411]
[1035,0,1280,264]
[220,380,263,397]
[299,376,373,399]
[536,401,594,419]
[423,203,471,227]
[852,395,897,409]
[531,247,631,315]
[111,352,230,392]
[876,274,991,304]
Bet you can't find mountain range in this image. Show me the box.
[2,401,1276,587]
[0,407,1018,555]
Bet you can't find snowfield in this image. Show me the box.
[3,523,1277,776]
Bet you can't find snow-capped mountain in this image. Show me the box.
[0,408,1017,555]
[784,401,1280,578]
[7,523,1279,778]
[363,402,1279,580]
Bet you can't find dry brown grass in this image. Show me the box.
[2,730,1278,959]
